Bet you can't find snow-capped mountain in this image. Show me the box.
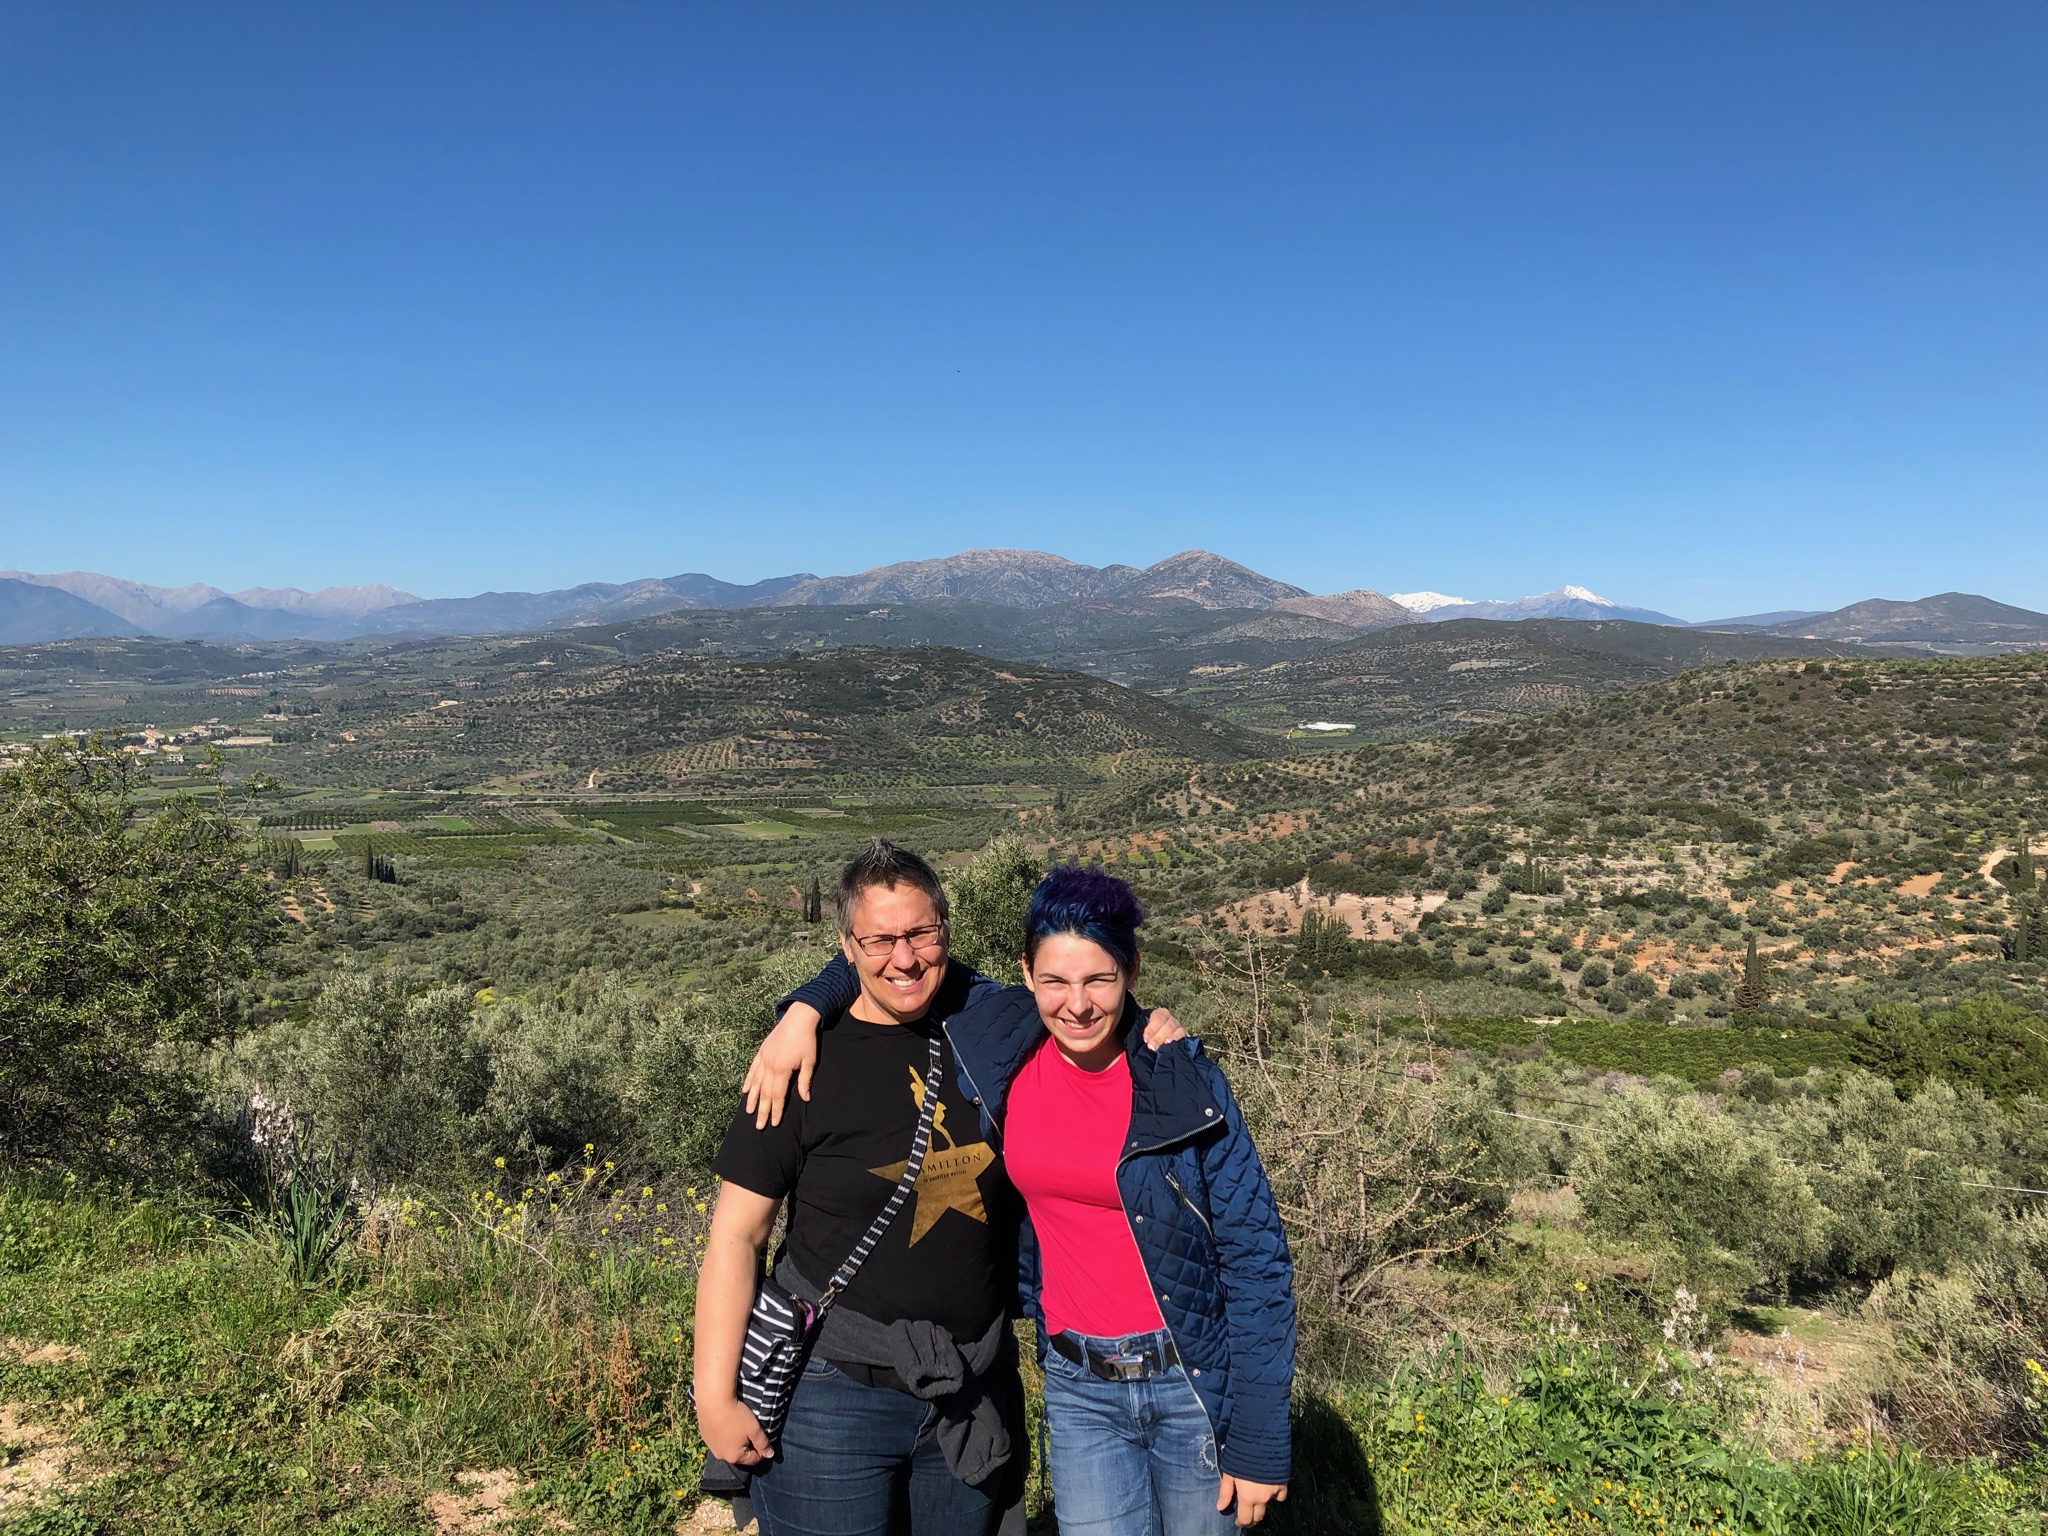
[1414,586,1687,626]
[1388,591,1474,613]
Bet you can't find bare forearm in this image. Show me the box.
[692,1224,769,1406]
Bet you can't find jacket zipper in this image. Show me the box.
[942,1021,1001,1150]
[1116,1132,1219,1445]
[1162,1168,1215,1243]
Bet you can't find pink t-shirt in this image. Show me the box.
[1004,1037,1164,1338]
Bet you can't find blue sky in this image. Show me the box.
[2,3,2043,621]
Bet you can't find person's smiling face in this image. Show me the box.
[841,882,948,1023]
[1023,932,1132,1072]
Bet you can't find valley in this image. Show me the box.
[5,588,2047,1535]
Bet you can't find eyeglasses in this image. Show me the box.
[850,923,947,960]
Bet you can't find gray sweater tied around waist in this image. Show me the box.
[776,1254,1014,1489]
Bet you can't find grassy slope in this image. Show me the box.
[3,1178,2039,1535]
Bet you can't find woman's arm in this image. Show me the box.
[739,952,863,1128]
[1193,1057,1297,1497]
[743,952,1190,1126]
[691,1182,782,1466]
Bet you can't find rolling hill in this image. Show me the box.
[302,644,1261,792]
[1759,592,2048,651]
[1170,618,1911,735]
[0,577,140,642]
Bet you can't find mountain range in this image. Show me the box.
[3,550,2045,652]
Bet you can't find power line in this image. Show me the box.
[1488,1107,2048,1196]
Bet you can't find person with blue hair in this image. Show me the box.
[745,859,1295,1533]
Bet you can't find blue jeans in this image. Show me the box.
[751,1356,1003,1536]
[1041,1329,1237,1536]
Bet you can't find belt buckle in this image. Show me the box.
[1100,1348,1151,1381]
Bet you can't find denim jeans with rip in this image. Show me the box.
[1041,1329,1239,1536]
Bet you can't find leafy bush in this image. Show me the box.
[1872,1209,2048,1458]
[0,737,269,1164]
[226,972,487,1179]
[1765,1072,2011,1283]
[1574,1091,1825,1293]
[1851,996,2048,1102]
[633,944,828,1180]
[945,835,1042,984]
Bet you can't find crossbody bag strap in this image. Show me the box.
[815,1026,945,1316]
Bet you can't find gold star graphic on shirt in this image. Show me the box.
[870,1064,994,1245]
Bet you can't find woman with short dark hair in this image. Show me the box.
[756,862,1295,1532]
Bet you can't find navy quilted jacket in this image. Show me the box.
[778,958,1297,1483]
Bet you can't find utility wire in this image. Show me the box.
[1489,1107,2048,1196]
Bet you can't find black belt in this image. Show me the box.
[826,1358,912,1393]
[1049,1331,1180,1382]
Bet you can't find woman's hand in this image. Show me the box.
[1218,1476,1287,1527]
[1142,1006,1189,1049]
[696,1392,773,1467]
[742,1002,822,1128]
[693,1184,780,1467]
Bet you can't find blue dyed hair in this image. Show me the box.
[1023,864,1146,974]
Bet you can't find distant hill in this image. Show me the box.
[1174,617,1907,735]
[11,554,2039,660]
[293,643,1260,791]
[343,573,817,638]
[1417,586,1687,626]
[0,570,417,633]
[0,577,139,643]
[1388,591,1472,613]
[1109,550,1307,609]
[3,570,226,630]
[1758,592,2048,651]
[224,583,418,618]
[774,548,1307,611]
[1690,609,1825,630]
[1274,589,1413,629]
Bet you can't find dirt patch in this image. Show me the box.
[1,1340,83,1367]
[1506,1185,1581,1228]
[1214,881,1445,939]
[683,1498,759,1533]
[1897,872,1941,897]
[1727,1324,1840,1392]
[1724,1309,1900,1452]
[426,1468,532,1533]
[1823,861,1857,885]
[0,1402,83,1514]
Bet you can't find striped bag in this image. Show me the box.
[735,1027,945,1445]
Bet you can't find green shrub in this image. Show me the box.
[945,835,1042,984]
[634,945,829,1181]
[1851,995,2048,1103]
[0,737,269,1165]
[225,972,487,1180]
[1574,1091,1824,1292]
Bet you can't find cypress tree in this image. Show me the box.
[1734,932,1772,1014]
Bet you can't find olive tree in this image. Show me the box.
[0,736,269,1162]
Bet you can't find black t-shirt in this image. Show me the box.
[713,1008,1017,1343]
